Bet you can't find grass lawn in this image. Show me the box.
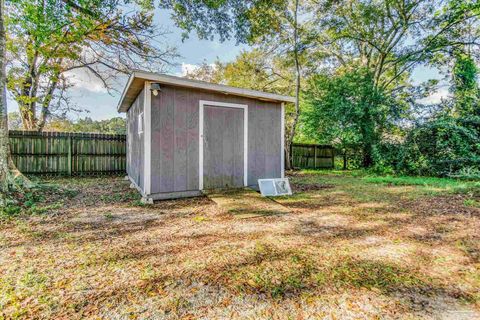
[1,171,479,319]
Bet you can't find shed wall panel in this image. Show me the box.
[186,91,199,190]
[150,85,282,194]
[173,88,188,191]
[126,89,145,190]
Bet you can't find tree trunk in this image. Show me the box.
[362,143,373,168]
[343,150,348,170]
[285,146,292,171]
[0,0,9,192]
[0,0,30,193]
[285,0,301,171]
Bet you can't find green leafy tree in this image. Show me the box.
[240,0,313,169]
[6,0,176,131]
[185,49,293,95]
[0,0,11,192]
[0,0,30,193]
[452,52,479,117]
[183,60,225,83]
[302,67,398,167]
[162,0,312,169]
[311,0,480,92]
[300,0,480,168]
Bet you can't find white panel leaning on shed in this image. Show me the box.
[118,70,295,202]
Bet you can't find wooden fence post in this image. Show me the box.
[331,147,335,169]
[67,135,72,176]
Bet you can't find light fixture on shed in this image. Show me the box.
[150,83,161,96]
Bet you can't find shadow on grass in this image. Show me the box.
[290,219,384,240]
[229,208,287,218]
[58,242,476,318]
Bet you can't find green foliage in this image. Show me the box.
[302,68,399,168]
[297,0,480,173]
[6,0,174,130]
[363,174,480,196]
[184,49,293,95]
[160,0,295,44]
[450,166,480,180]
[8,112,126,134]
[452,52,480,117]
[0,183,76,219]
[398,118,480,177]
[45,116,126,134]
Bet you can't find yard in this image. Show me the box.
[1,171,479,319]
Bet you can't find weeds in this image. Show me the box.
[464,199,480,207]
[1,174,479,318]
[0,183,77,220]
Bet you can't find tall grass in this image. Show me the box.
[363,175,480,193]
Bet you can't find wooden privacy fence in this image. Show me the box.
[9,130,333,175]
[9,130,126,175]
[291,143,334,169]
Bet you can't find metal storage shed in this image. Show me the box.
[118,70,295,201]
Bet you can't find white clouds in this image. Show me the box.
[418,87,450,105]
[178,62,217,77]
[179,63,200,76]
[64,68,109,93]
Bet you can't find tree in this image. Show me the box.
[183,60,224,83]
[302,67,398,168]
[0,0,29,193]
[162,0,312,169]
[451,52,479,117]
[311,0,480,90]
[244,0,314,169]
[0,0,9,191]
[185,49,293,95]
[301,0,480,166]
[6,0,176,131]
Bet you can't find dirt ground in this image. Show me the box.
[1,172,479,319]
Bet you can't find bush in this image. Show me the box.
[370,142,402,175]
[398,118,480,177]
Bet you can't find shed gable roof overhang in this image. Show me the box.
[117,70,295,113]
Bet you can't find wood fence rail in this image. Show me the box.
[9,130,126,175]
[9,130,333,175]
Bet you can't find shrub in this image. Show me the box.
[398,118,480,177]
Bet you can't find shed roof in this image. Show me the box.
[117,70,295,112]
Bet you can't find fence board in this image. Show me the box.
[10,130,332,175]
[9,130,126,175]
[291,143,334,169]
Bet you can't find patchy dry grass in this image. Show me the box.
[1,172,479,319]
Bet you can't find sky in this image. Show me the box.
[8,8,446,121]
[7,9,247,121]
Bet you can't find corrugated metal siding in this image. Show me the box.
[150,85,282,194]
[127,89,145,190]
